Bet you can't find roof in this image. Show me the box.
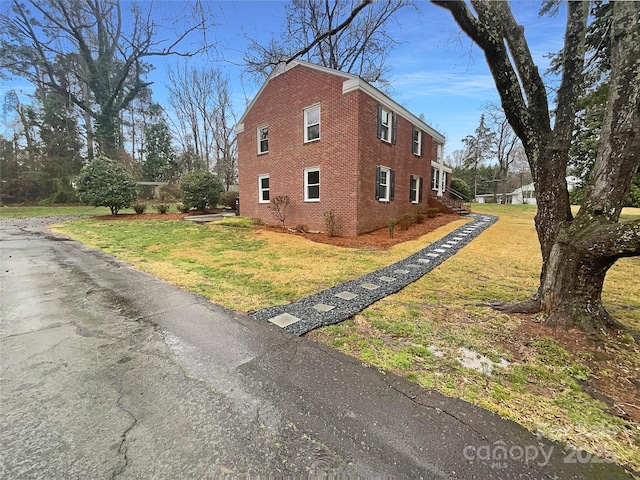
[236,60,445,143]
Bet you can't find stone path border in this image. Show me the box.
[253,213,498,335]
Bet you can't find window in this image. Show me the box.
[377,104,397,144]
[412,126,423,156]
[410,175,423,203]
[258,174,270,203]
[304,105,320,142]
[304,168,320,201]
[257,125,268,154]
[375,165,395,202]
[431,167,440,190]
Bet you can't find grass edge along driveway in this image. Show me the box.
[51,204,640,473]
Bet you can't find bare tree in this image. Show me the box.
[1,0,212,159]
[484,104,521,203]
[244,0,414,87]
[211,73,238,191]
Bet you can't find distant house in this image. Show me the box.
[475,176,580,204]
[236,60,452,237]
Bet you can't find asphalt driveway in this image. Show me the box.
[0,217,633,478]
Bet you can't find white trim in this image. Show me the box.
[413,129,422,156]
[410,175,421,203]
[379,106,391,143]
[304,167,321,202]
[379,166,391,202]
[304,104,321,143]
[258,174,270,203]
[257,124,269,154]
[236,123,244,134]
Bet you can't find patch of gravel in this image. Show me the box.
[253,214,498,336]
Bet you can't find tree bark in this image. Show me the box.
[433,0,640,334]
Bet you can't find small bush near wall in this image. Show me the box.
[155,203,170,214]
[133,203,147,214]
[388,218,396,238]
[398,213,415,231]
[323,209,338,237]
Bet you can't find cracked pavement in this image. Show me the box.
[0,217,633,479]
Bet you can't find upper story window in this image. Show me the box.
[375,165,395,202]
[304,105,320,142]
[377,104,397,144]
[258,174,270,203]
[304,167,320,202]
[412,126,423,156]
[257,125,268,154]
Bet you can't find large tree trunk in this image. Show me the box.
[434,0,640,334]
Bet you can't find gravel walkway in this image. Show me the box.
[253,213,498,335]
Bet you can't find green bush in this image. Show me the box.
[219,190,239,209]
[176,202,190,213]
[180,170,224,211]
[74,156,137,215]
[155,203,170,214]
[451,177,471,201]
[133,203,147,214]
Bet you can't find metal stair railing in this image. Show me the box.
[443,185,472,214]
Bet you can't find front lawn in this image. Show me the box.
[50,205,640,472]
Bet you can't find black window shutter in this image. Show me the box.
[419,177,423,203]
[375,165,381,200]
[391,113,398,144]
[420,130,425,157]
[376,104,382,139]
[390,169,395,201]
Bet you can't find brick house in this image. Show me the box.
[236,60,451,236]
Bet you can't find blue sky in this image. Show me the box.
[3,0,567,157]
[152,0,567,157]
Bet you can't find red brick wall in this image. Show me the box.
[238,64,444,236]
[238,65,360,235]
[355,92,439,234]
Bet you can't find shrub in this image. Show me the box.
[180,170,224,211]
[323,209,338,237]
[74,156,137,215]
[268,195,291,228]
[451,177,471,201]
[220,190,239,209]
[159,182,180,201]
[414,207,426,224]
[155,203,170,214]
[388,218,396,238]
[427,207,440,218]
[176,202,190,213]
[133,203,147,214]
[398,213,415,231]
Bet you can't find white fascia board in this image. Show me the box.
[342,78,446,144]
[236,123,245,134]
[237,60,356,126]
[431,160,453,173]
